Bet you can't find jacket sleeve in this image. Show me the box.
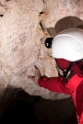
[38,77,72,94]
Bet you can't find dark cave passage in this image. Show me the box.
[0,86,77,124]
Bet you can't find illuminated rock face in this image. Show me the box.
[0,0,83,99]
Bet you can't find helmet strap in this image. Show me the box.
[63,62,74,78]
[57,62,75,80]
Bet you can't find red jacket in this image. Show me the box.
[38,74,83,124]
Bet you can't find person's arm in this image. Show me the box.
[38,77,72,94]
[27,67,72,94]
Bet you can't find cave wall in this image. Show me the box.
[0,0,83,99]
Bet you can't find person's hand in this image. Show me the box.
[27,67,41,84]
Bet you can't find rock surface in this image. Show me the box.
[0,0,83,99]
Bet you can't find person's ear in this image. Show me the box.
[45,37,53,48]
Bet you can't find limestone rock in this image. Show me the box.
[0,0,83,99]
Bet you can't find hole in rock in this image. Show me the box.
[0,14,4,17]
[39,12,45,15]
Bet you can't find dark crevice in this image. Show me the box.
[39,21,46,32]
[0,14,4,17]
[39,12,45,15]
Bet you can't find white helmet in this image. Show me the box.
[52,28,83,61]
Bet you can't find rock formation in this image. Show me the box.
[0,0,83,99]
